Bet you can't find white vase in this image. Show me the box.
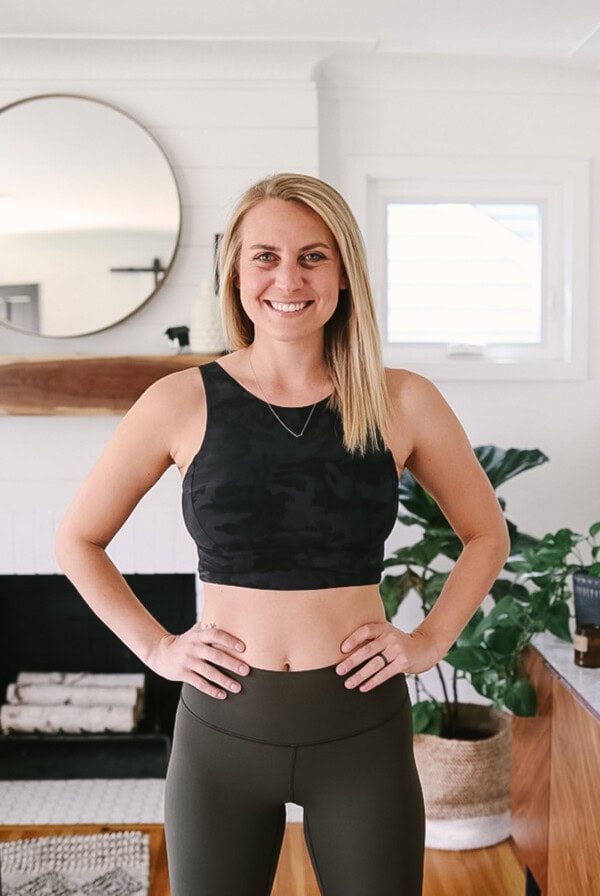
[189,278,224,353]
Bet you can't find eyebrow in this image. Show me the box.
[248,242,333,253]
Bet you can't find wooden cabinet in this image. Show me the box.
[512,646,600,895]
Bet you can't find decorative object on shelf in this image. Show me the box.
[165,325,191,353]
[573,623,600,667]
[380,445,577,849]
[0,831,150,896]
[189,276,225,353]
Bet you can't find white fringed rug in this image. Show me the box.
[0,830,149,896]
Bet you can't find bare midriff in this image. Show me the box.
[201,583,386,671]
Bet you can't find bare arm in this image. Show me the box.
[397,371,510,657]
[55,370,249,698]
[338,369,510,689]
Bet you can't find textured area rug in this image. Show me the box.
[0,830,149,896]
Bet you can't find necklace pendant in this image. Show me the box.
[248,351,320,438]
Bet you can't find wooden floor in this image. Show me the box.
[272,825,525,896]
[0,822,525,895]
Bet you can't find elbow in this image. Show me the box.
[488,518,511,573]
[463,517,511,572]
[54,518,73,572]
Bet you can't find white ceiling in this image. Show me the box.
[1,0,600,64]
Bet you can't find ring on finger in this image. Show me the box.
[376,651,390,667]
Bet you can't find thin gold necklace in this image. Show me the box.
[248,351,318,439]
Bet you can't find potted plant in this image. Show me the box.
[380,446,576,849]
[508,523,600,629]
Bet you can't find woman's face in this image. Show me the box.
[236,197,347,343]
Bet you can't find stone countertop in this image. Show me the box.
[532,631,600,721]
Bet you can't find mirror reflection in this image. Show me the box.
[0,94,181,337]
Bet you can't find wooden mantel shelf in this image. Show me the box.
[0,355,219,416]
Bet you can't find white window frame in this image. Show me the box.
[345,155,590,381]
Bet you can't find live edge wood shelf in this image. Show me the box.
[0,355,220,415]
[511,644,600,896]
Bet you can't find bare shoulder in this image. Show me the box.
[122,365,203,429]
[384,366,448,418]
[384,366,468,468]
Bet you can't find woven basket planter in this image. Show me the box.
[413,703,512,850]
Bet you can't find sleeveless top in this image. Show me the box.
[181,361,399,590]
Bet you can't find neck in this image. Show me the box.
[247,336,331,402]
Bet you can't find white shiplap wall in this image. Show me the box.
[0,40,319,575]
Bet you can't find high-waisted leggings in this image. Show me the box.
[164,663,425,896]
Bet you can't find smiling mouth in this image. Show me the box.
[267,301,312,313]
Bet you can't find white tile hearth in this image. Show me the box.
[0,779,164,825]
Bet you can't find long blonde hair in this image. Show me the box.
[218,172,388,455]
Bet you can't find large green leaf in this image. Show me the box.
[456,608,485,646]
[474,446,549,489]
[506,521,541,558]
[397,469,449,528]
[470,669,501,701]
[491,578,531,604]
[379,572,416,622]
[385,536,443,570]
[422,572,450,610]
[485,625,521,656]
[504,678,537,716]
[445,646,490,672]
[411,700,442,735]
[545,601,572,642]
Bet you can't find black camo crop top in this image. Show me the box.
[181,361,399,590]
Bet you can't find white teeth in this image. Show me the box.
[270,301,309,313]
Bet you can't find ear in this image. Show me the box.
[339,270,349,291]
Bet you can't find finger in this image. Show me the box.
[198,627,246,655]
[336,640,386,676]
[200,645,250,677]
[340,623,381,654]
[183,670,228,700]
[342,653,390,689]
[356,664,396,693]
[193,660,242,694]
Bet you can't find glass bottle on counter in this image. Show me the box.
[573,624,600,668]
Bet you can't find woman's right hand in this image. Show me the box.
[149,622,250,699]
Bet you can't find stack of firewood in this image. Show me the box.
[0,672,145,734]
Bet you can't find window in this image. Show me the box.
[346,155,590,380]
[386,202,542,346]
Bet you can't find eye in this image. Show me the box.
[302,252,326,264]
[254,252,275,262]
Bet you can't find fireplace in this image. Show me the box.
[0,574,197,779]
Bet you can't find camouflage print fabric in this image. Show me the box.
[182,361,399,590]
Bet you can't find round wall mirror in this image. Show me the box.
[0,94,181,337]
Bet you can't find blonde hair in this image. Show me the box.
[218,172,388,455]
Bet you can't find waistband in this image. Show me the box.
[179,663,409,746]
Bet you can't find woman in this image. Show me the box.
[55,173,510,896]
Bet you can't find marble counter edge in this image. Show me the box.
[531,632,600,721]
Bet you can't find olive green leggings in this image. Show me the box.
[164,664,425,895]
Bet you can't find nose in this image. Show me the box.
[274,258,304,292]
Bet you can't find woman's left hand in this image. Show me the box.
[336,622,443,692]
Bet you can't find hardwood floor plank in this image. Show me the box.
[423,840,524,896]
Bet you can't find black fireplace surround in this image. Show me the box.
[0,574,197,779]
